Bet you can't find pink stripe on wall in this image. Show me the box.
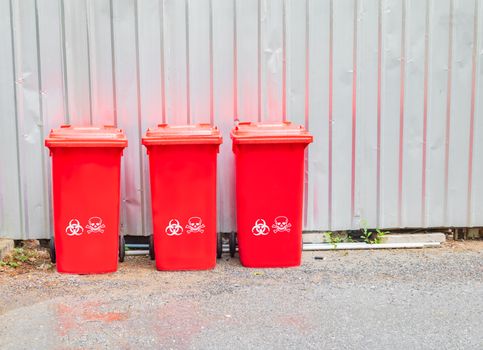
[233,0,238,121]
[421,0,430,227]
[304,0,310,227]
[282,0,287,122]
[467,0,479,225]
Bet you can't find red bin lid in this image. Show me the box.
[45,125,128,148]
[142,123,222,146]
[231,121,313,144]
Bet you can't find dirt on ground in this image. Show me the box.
[0,241,53,276]
[0,240,482,349]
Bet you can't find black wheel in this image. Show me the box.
[229,232,237,258]
[119,235,125,263]
[149,235,155,260]
[216,232,222,259]
[49,238,56,264]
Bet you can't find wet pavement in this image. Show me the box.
[0,241,482,349]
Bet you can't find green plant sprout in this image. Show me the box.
[0,247,35,268]
[360,219,389,244]
[324,231,343,248]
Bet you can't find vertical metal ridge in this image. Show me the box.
[303,0,310,227]
[467,0,479,226]
[13,0,31,238]
[59,0,69,122]
[376,0,382,227]
[185,0,191,124]
[233,0,238,121]
[209,0,214,125]
[134,0,146,235]
[85,0,93,125]
[421,0,430,227]
[443,0,453,224]
[9,0,25,236]
[304,0,310,128]
[159,0,166,123]
[351,0,358,227]
[257,0,262,122]
[328,0,333,229]
[397,0,406,227]
[34,0,44,128]
[34,0,50,236]
[110,0,118,126]
[282,0,287,121]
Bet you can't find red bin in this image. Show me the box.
[45,125,127,274]
[231,122,312,268]
[142,124,222,271]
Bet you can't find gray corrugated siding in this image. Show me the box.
[1,0,482,239]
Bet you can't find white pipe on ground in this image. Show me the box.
[302,242,441,250]
[220,242,440,253]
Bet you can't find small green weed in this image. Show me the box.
[1,247,36,268]
[324,231,344,248]
[360,220,389,244]
[345,235,355,243]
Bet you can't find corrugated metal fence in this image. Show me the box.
[1,0,482,239]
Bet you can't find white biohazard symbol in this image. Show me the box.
[165,219,183,236]
[86,216,106,234]
[272,216,292,233]
[252,219,270,236]
[185,217,205,234]
[65,219,84,236]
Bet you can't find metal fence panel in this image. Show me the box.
[0,0,482,239]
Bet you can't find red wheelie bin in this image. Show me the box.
[231,121,312,267]
[142,124,222,271]
[45,125,127,274]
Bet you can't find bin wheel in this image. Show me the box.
[216,232,222,259]
[49,238,56,264]
[119,235,125,263]
[229,232,237,258]
[149,235,155,260]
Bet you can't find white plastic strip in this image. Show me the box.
[302,242,441,251]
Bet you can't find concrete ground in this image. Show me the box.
[0,241,482,350]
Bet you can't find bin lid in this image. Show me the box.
[45,125,128,148]
[231,121,313,144]
[142,123,222,146]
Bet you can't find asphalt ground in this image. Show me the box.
[0,241,482,349]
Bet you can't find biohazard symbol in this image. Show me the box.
[252,219,270,236]
[165,219,183,236]
[65,219,84,236]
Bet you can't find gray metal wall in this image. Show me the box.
[1,0,483,239]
